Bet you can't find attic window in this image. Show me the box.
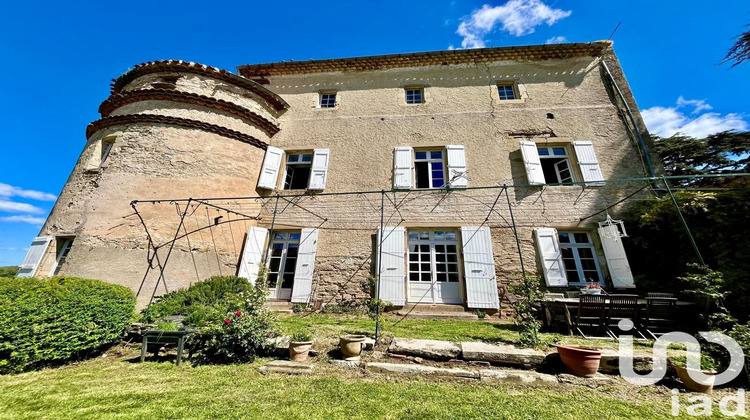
[151,76,180,89]
[497,83,517,100]
[405,87,424,104]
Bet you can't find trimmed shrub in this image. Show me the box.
[0,276,135,374]
[189,308,276,365]
[143,276,254,324]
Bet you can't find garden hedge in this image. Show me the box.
[0,276,135,374]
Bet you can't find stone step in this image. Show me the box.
[258,360,314,375]
[366,362,478,379]
[461,342,547,366]
[388,338,461,360]
[266,301,294,313]
[397,303,470,313]
[390,310,479,320]
[479,369,558,384]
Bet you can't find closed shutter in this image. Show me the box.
[573,141,605,186]
[598,225,635,288]
[307,149,330,190]
[291,228,319,303]
[446,145,468,188]
[17,236,53,278]
[393,147,413,189]
[520,141,545,185]
[257,146,284,190]
[460,226,500,309]
[376,227,406,306]
[534,228,568,287]
[237,226,268,284]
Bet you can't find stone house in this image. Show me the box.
[18,41,657,312]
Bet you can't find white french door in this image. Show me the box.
[267,232,300,300]
[407,230,463,304]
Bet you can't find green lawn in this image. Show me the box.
[0,350,718,419]
[278,313,652,350]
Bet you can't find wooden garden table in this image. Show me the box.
[140,330,192,366]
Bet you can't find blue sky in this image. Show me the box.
[0,0,748,266]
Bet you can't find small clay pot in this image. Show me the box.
[556,345,602,377]
[675,365,715,394]
[289,341,313,362]
[340,334,367,361]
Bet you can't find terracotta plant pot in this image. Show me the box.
[556,345,602,377]
[340,334,367,361]
[675,365,715,393]
[289,341,313,362]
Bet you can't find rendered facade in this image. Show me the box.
[18,41,657,312]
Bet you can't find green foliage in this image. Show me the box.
[290,329,313,343]
[654,131,750,186]
[0,276,135,374]
[189,309,276,365]
[291,303,307,313]
[0,266,18,277]
[368,299,392,338]
[508,275,545,348]
[474,310,486,319]
[155,321,179,331]
[321,304,362,314]
[143,275,256,325]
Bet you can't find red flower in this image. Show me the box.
[260,318,265,323]
[224,319,231,324]
[235,311,242,317]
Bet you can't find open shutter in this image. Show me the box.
[460,227,500,309]
[446,145,468,188]
[291,228,319,303]
[393,147,413,189]
[237,226,268,284]
[257,146,284,190]
[376,227,406,306]
[534,228,568,287]
[307,149,330,190]
[573,141,605,186]
[17,236,53,278]
[519,141,545,185]
[598,225,635,288]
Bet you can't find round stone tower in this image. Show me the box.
[35,61,288,305]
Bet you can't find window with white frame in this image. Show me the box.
[558,232,602,284]
[408,230,460,283]
[50,237,74,276]
[283,153,313,190]
[405,87,424,104]
[267,232,300,293]
[497,83,517,100]
[538,146,573,184]
[319,92,336,108]
[414,150,445,189]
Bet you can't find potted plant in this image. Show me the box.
[671,357,716,393]
[289,330,313,362]
[339,334,367,361]
[580,283,603,295]
[556,345,602,377]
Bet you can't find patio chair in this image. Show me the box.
[606,294,644,339]
[573,294,608,339]
[641,297,678,340]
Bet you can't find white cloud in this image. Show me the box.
[0,247,28,252]
[0,216,46,225]
[0,200,44,214]
[456,0,572,48]
[545,36,567,44]
[0,183,56,201]
[642,97,748,138]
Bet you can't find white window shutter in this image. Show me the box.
[534,228,568,287]
[376,227,406,306]
[446,145,468,188]
[257,146,284,190]
[17,236,53,278]
[519,141,545,185]
[237,226,268,284]
[393,147,413,189]
[573,141,605,186]
[307,149,330,190]
[460,226,500,309]
[598,225,635,288]
[291,228,319,303]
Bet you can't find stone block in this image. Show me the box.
[480,369,557,384]
[388,338,461,360]
[461,342,546,366]
[259,360,314,375]
[365,362,478,379]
